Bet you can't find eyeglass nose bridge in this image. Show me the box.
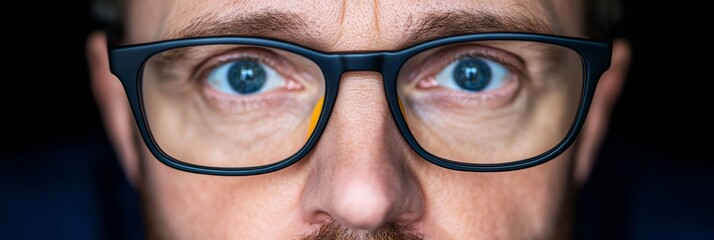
[339,53,386,72]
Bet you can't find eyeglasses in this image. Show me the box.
[108,32,611,176]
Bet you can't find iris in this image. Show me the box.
[453,58,491,92]
[227,60,267,94]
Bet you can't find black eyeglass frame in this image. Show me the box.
[108,32,612,176]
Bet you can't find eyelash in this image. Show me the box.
[192,48,304,112]
[414,44,526,85]
[193,48,286,84]
[406,44,527,107]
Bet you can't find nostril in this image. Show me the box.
[305,210,334,227]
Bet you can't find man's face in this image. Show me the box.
[121,0,588,239]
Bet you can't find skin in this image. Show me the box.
[87,0,631,239]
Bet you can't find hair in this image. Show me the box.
[92,0,623,42]
[584,0,624,38]
[91,0,124,42]
[299,221,422,240]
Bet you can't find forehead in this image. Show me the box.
[125,0,583,50]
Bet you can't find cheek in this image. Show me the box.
[140,147,311,239]
[142,67,320,168]
[414,149,573,238]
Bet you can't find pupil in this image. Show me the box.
[453,58,491,92]
[227,60,267,94]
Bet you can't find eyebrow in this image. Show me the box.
[168,9,317,46]
[401,10,557,49]
[157,10,319,66]
[165,8,558,52]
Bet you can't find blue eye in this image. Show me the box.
[434,57,510,92]
[207,59,284,95]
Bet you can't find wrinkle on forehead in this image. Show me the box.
[128,0,569,51]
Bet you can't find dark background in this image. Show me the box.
[1,0,711,239]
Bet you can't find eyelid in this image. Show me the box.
[408,44,527,85]
[192,46,307,86]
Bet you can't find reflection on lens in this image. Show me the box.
[142,45,325,168]
[397,40,583,164]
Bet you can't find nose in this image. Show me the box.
[300,72,424,230]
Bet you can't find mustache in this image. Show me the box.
[299,221,423,240]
